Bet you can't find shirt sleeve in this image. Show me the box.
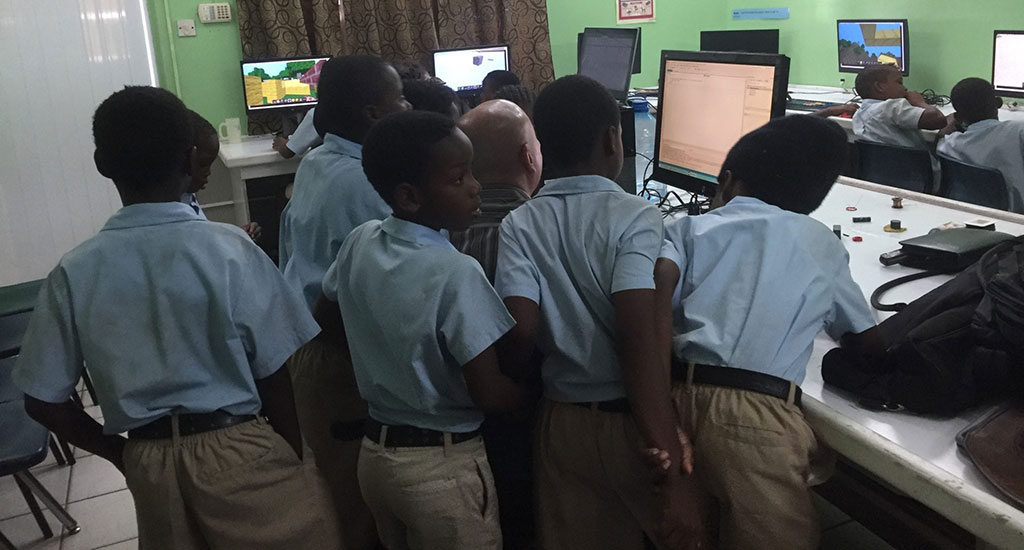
[234,244,321,379]
[495,217,541,302]
[286,109,323,154]
[824,247,877,340]
[611,203,663,293]
[321,256,341,303]
[12,267,84,404]
[887,98,927,131]
[439,258,516,366]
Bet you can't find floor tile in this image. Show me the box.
[61,490,137,550]
[0,465,71,520]
[0,512,62,549]
[819,519,895,550]
[95,538,138,549]
[812,491,852,531]
[67,455,127,503]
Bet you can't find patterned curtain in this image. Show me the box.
[338,0,441,70]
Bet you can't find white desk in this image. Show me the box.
[805,178,1024,548]
[217,135,301,226]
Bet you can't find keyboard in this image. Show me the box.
[786,98,843,112]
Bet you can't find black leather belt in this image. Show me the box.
[569,398,632,414]
[128,411,257,440]
[364,418,480,447]
[671,359,802,407]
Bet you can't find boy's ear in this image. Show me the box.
[184,146,197,177]
[994,96,1005,110]
[364,103,385,125]
[93,150,112,179]
[392,182,422,214]
[602,125,621,157]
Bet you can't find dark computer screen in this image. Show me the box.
[578,27,640,100]
[578,28,641,74]
[241,56,330,113]
[837,20,910,76]
[651,50,790,197]
[993,31,1024,98]
[699,29,780,54]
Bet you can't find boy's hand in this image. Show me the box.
[642,425,694,482]
[659,474,707,550]
[818,103,858,118]
[273,136,296,158]
[241,222,262,242]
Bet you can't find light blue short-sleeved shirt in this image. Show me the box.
[853,98,929,149]
[323,216,515,433]
[286,108,323,155]
[936,119,1024,213]
[659,196,876,385]
[495,175,664,403]
[180,192,207,220]
[13,202,320,435]
[279,133,391,310]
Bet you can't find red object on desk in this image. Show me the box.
[839,112,853,119]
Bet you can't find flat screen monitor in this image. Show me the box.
[241,56,330,112]
[578,27,640,101]
[578,28,641,74]
[993,31,1024,99]
[432,45,510,92]
[700,29,780,54]
[837,19,909,76]
[651,50,790,198]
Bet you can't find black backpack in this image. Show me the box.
[822,236,1024,416]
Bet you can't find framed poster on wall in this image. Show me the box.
[617,0,655,24]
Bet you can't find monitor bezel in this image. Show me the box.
[699,29,780,55]
[651,50,791,199]
[240,55,331,113]
[993,30,1024,99]
[836,19,910,77]
[431,44,510,92]
[578,27,640,101]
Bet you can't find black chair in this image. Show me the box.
[936,153,1015,211]
[855,139,935,194]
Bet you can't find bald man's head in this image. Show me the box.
[458,99,542,195]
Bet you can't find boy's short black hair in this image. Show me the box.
[314,55,397,137]
[362,111,457,206]
[495,84,536,117]
[951,77,997,125]
[854,65,899,98]
[93,86,193,187]
[403,79,458,117]
[533,75,619,171]
[188,109,217,141]
[393,59,429,81]
[720,115,847,214]
[483,70,520,89]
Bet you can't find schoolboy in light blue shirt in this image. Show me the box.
[937,77,1024,212]
[496,75,700,550]
[14,86,340,550]
[655,115,882,550]
[317,110,530,549]
[278,55,410,311]
[852,64,947,150]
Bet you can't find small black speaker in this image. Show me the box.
[620,104,636,156]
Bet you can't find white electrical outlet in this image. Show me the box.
[177,19,196,37]
[198,3,232,23]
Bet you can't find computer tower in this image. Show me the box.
[615,104,638,194]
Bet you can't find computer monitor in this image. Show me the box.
[432,44,510,92]
[651,50,790,198]
[993,31,1024,99]
[241,56,330,112]
[578,27,640,101]
[837,19,909,76]
[578,27,642,74]
[699,29,780,54]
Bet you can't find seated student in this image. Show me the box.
[393,59,430,81]
[481,70,521,102]
[495,75,701,550]
[852,64,948,148]
[403,78,461,119]
[936,77,1024,212]
[273,107,323,159]
[495,85,536,120]
[278,54,409,550]
[187,110,261,240]
[654,115,883,550]
[316,110,531,549]
[14,86,341,550]
[448,99,542,550]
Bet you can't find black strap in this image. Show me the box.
[870,270,945,312]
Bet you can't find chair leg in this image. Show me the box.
[12,473,53,539]
[48,435,67,466]
[57,436,76,466]
[0,529,17,550]
[13,471,80,535]
[81,371,99,406]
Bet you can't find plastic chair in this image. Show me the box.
[855,139,935,194]
[937,153,1014,211]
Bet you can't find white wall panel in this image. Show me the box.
[0,0,157,286]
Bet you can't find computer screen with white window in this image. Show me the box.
[651,51,789,197]
[993,31,1024,99]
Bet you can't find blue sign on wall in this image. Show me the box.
[732,7,790,20]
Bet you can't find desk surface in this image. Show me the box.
[217,135,293,169]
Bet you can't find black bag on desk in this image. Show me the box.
[822,235,1024,415]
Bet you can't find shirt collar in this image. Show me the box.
[964,118,1000,133]
[380,216,454,248]
[481,186,532,202]
[323,133,362,159]
[101,201,203,231]
[535,175,625,197]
